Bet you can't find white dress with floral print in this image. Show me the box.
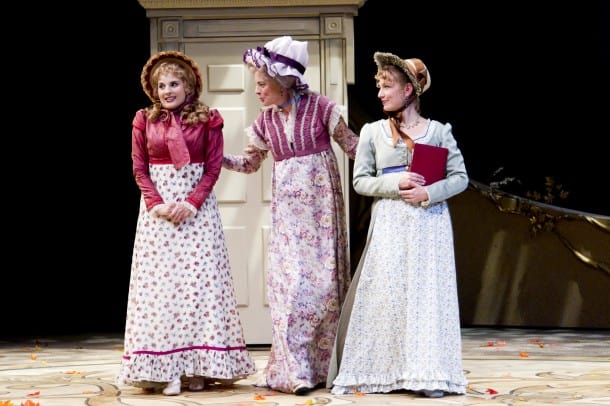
[329,118,468,395]
[118,109,256,388]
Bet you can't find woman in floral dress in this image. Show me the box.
[117,51,255,396]
[222,36,359,395]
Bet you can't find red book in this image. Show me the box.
[409,143,448,185]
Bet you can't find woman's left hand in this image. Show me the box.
[398,172,424,190]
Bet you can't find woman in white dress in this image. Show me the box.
[327,51,469,398]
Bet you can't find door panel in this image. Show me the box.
[185,39,347,345]
[186,41,272,344]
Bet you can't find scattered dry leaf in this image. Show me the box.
[519,351,529,358]
[486,388,498,395]
[482,340,506,347]
[466,385,484,395]
[26,391,40,397]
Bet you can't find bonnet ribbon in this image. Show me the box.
[387,113,414,151]
[258,46,306,74]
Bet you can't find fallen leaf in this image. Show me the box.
[0,401,14,406]
[486,388,498,395]
[30,354,38,360]
[482,340,506,347]
[26,391,40,397]
[519,351,529,358]
[466,385,485,395]
[253,393,265,400]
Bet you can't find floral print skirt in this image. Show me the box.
[117,163,255,386]
[330,198,467,395]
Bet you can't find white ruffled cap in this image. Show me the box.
[243,36,309,91]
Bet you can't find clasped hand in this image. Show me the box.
[398,172,428,205]
[152,202,194,224]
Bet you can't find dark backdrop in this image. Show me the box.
[5,0,608,339]
[351,1,609,214]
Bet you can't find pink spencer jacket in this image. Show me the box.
[131,108,224,212]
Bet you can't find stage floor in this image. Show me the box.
[1,327,609,405]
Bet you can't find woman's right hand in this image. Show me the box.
[151,203,176,220]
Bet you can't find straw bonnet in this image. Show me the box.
[243,36,309,91]
[141,51,203,103]
[373,52,431,96]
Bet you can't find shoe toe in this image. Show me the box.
[162,379,182,396]
[421,389,444,398]
[188,376,205,391]
[293,384,312,396]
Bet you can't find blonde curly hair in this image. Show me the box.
[144,59,211,126]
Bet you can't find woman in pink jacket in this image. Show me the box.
[117,51,255,396]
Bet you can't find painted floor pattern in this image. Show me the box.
[1,328,609,405]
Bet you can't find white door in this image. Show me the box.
[186,39,348,345]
